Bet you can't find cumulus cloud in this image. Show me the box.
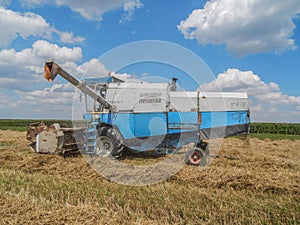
[17,83,74,106]
[76,58,109,77]
[120,0,143,22]
[0,40,82,91]
[178,0,300,55]
[58,31,86,44]
[63,58,140,82]
[12,84,75,119]
[111,72,139,82]
[0,39,82,67]
[20,0,143,21]
[32,40,82,62]
[200,69,279,95]
[0,7,84,47]
[0,7,52,46]
[200,69,300,122]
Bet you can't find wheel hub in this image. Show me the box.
[96,136,113,156]
[190,151,201,164]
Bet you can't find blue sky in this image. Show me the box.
[0,0,299,122]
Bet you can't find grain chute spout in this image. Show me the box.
[44,61,61,82]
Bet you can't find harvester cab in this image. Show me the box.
[27,61,250,166]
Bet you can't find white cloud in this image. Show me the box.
[178,0,300,55]
[111,72,140,82]
[120,0,143,23]
[19,0,48,7]
[0,40,82,91]
[0,7,52,46]
[200,69,278,95]
[0,40,82,67]
[20,0,143,21]
[0,91,11,106]
[10,84,75,119]
[32,40,82,63]
[17,83,74,106]
[200,69,300,122]
[58,31,85,44]
[76,58,109,77]
[268,108,277,113]
[65,58,139,82]
[251,104,263,112]
[0,7,85,47]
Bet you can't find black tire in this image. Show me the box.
[96,127,123,157]
[197,141,209,156]
[184,147,206,166]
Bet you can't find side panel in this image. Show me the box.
[200,110,250,139]
[167,112,198,134]
[111,113,135,139]
[101,112,168,139]
[99,113,135,139]
[134,113,167,137]
[200,111,250,129]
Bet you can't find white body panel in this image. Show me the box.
[105,83,248,113]
[169,91,248,112]
[199,92,248,112]
[106,83,169,112]
[169,92,198,112]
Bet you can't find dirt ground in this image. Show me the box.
[0,130,299,224]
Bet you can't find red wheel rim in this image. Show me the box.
[189,151,201,165]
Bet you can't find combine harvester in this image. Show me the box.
[27,61,250,165]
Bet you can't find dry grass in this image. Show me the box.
[0,130,299,224]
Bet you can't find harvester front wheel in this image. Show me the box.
[96,127,123,157]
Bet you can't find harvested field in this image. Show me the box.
[0,130,299,224]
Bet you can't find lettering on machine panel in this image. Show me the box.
[139,98,162,104]
[231,101,246,109]
[140,92,162,97]
[139,92,163,104]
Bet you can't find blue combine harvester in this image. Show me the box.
[43,61,250,165]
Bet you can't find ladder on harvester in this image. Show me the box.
[85,121,97,154]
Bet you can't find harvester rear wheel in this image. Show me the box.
[185,147,206,166]
[96,127,123,158]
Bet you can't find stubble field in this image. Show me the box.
[0,130,299,224]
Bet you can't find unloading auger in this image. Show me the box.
[44,61,115,111]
